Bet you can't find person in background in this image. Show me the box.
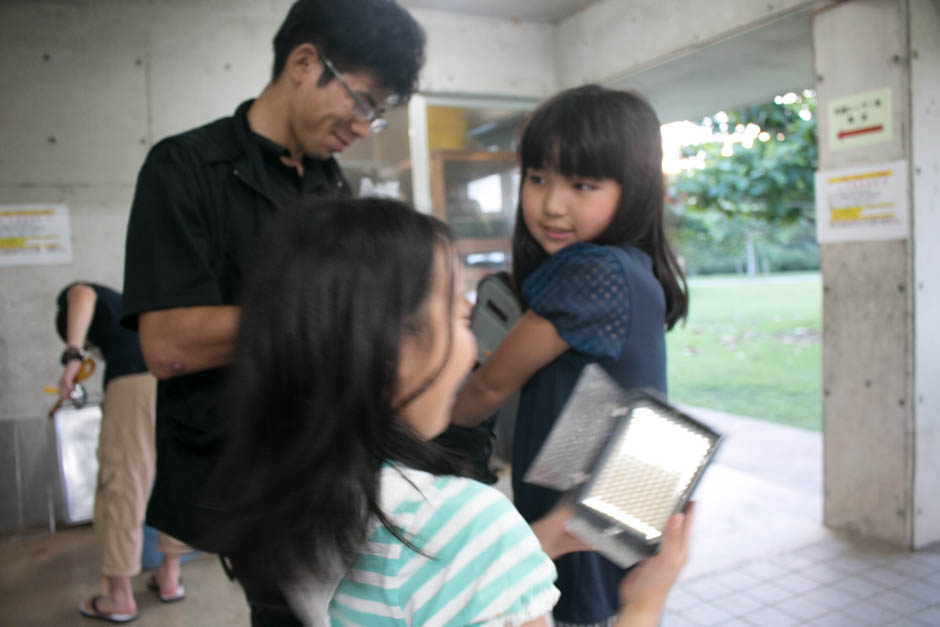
[55,282,189,624]
[450,85,690,626]
[120,1,425,624]
[203,197,694,627]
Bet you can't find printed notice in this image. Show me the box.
[815,161,908,243]
[828,88,892,151]
[0,204,72,267]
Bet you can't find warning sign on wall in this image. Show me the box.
[815,160,908,243]
[0,204,72,267]
[827,87,892,151]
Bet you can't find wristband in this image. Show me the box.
[60,346,85,366]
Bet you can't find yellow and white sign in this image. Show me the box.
[815,160,908,243]
[0,204,72,267]
[827,88,892,151]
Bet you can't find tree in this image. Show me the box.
[669,92,817,275]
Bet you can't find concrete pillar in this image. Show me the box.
[815,0,940,548]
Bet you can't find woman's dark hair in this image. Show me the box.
[512,85,688,329]
[202,197,463,583]
[272,0,426,102]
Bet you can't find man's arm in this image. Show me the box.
[138,305,240,380]
[450,310,569,427]
[57,284,97,400]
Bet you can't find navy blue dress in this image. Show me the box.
[511,242,667,624]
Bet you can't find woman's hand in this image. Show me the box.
[615,502,695,627]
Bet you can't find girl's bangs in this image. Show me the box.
[519,104,625,182]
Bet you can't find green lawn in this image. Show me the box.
[666,273,822,431]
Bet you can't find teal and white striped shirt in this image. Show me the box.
[324,464,559,626]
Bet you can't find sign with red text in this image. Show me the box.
[815,160,908,243]
[828,88,892,151]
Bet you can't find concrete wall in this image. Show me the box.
[815,0,940,548]
[0,0,556,533]
[410,8,557,97]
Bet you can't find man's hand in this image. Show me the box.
[57,359,83,401]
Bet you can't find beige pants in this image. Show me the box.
[95,372,189,576]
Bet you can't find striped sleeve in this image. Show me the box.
[329,468,559,626]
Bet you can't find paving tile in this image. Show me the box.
[910,605,940,626]
[886,558,940,579]
[840,600,903,625]
[710,591,764,617]
[911,551,940,569]
[681,576,735,601]
[864,567,913,588]
[895,579,940,604]
[707,569,762,593]
[660,611,700,627]
[746,582,794,605]
[800,584,864,610]
[742,605,801,627]
[851,550,896,567]
[774,594,830,621]
[776,572,824,595]
[680,602,735,627]
[828,554,878,575]
[833,574,888,597]
[870,589,933,615]
[775,552,817,571]
[744,561,789,582]
[664,588,702,612]
[801,562,850,585]
[803,611,875,627]
[884,618,935,627]
[794,541,847,563]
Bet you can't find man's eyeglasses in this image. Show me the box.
[319,52,388,134]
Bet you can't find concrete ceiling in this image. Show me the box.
[400,0,602,23]
[402,1,815,124]
[610,9,816,123]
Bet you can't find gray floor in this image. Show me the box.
[1,407,938,626]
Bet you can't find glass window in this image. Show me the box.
[424,104,530,300]
[337,97,536,302]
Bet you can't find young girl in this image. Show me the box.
[205,197,690,626]
[451,85,689,626]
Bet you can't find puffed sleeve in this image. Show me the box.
[522,243,631,360]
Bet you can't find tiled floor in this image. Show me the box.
[1,406,938,626]
[662,407,940,627]
[664,531,940,626]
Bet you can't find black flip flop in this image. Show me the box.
[79,595,138,623]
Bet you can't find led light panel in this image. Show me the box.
[571,393,721,568]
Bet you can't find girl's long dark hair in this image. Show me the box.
[202,197,463,583]
[512,85,688,329]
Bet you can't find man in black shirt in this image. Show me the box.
[121,1,425,624]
